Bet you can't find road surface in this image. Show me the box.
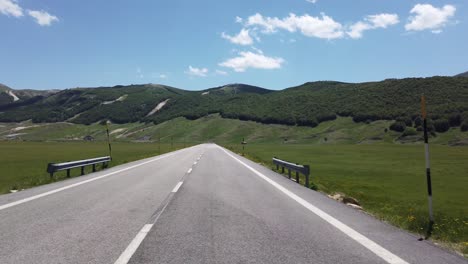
[0,144,465,264]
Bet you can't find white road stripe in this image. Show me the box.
[194,161,197,165]
[115,170,176,264]
[172,182,183,193]
[187,168,192,174]
[0,147,194,211]
[114,224,153,264]
[219,146,409,264]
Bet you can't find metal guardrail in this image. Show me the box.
[273,157,310,187]
[47,156,111,178]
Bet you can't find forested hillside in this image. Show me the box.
[0,84,57,107]
[456,71,468,78]
[1,77,468,133]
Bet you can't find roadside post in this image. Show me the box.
[241,138,246,156]
[105,121,112,160]
[158,133,161,154]
[421,95,434,229]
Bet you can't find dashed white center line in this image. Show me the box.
[187,168,192,174]
[114,224,153,264]
[172,181,183,193]
[193,161,197,165]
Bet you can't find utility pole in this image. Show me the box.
[105,121,112,160]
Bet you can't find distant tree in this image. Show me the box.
[461,121,468,132]
[448,113,461,127]
[397,117,412,127]
[389,121,406,132]
[434,119,450,133]
[414,116,422,127]
[426,119,435,132]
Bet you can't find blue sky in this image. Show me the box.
[1,0,467,90]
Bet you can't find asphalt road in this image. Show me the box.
[0,144,465,264]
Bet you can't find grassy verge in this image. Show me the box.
[0,141,188,194]
[225,143,468,256]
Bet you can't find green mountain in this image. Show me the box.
[0,84,58,106]
[455,71,468,78]
[0,83,11,92]
[1,77,468,134]
[205,83,273,95]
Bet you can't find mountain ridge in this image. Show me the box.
[1,77,467,134]
[455,71,468,78]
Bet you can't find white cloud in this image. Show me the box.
[347,13,399,39]
[219,50,284,72]
[215,70,228,76]
[28,10,58,26]
[347,22,371,39]
[0,0,23,17]
[186,66,208,77]
[405,4,456,33]
[159,74,167,79]
[245,13,344,39]
[367,14,400,28]
[306,0,317,3]
[222,29,254,45]
[235,16,243,23]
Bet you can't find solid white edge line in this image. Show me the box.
[172,181,183,193]
[219,146,409,264]
[187,168,192,174]
[0,146,196,211]
[114,224,154,264]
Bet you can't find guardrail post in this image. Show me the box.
[288,169,291,179]
[281,166,285,173]
[67,169,70,178]
[81,166,85,176]
[92,164,96,172]
[296,171,299,184]
[304,165,310,188]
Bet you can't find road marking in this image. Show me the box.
[172,181,183,193]
[114,224,153,264]
[187,168,192,174]
[115,174,176,264]
[219,147,409,264]
[194,161,197,165]
[0,147,194,211]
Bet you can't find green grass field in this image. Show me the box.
[0,141,187,194]
[226,143,468,255]
[3,115,468,145]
